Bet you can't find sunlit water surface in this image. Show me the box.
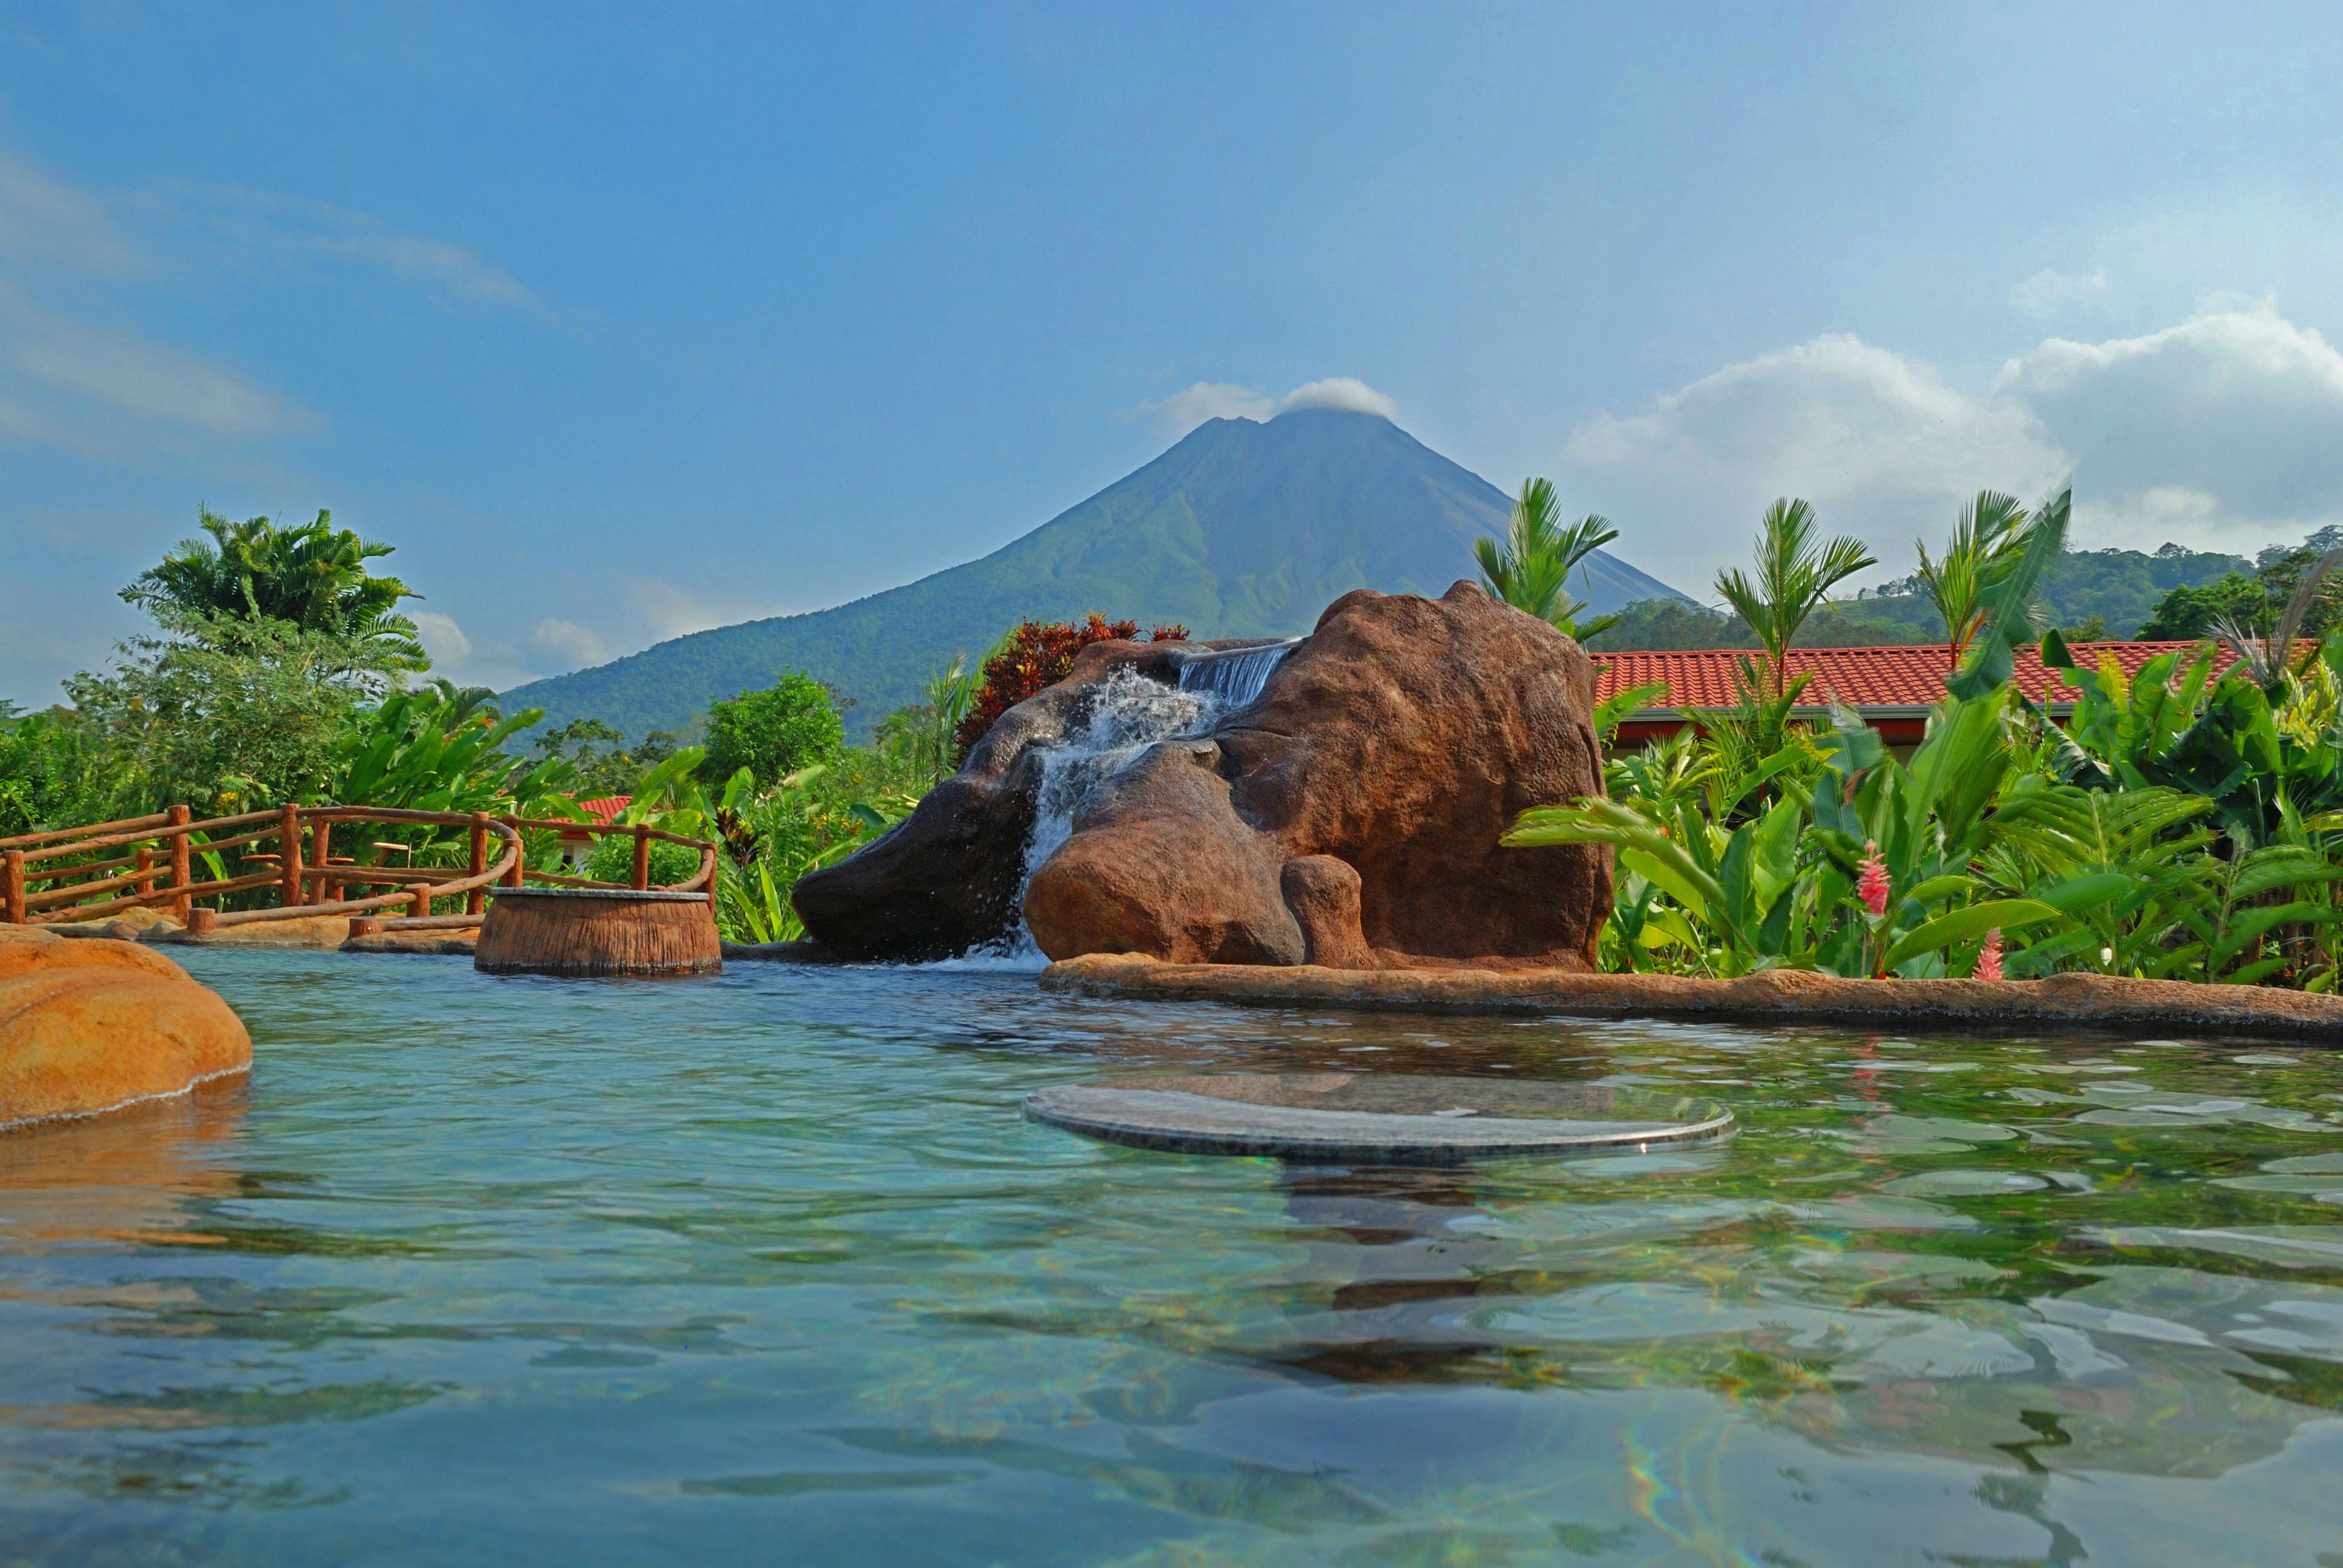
[5,952,2343,1565]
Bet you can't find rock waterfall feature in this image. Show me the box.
[791,582,1612,967]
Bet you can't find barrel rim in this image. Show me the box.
[485,887,711,904]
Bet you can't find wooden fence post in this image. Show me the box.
[2,851,23,925]
[167,805,191,923]
[310,818,332,903]
[468,813,490,916]
[280,803,304,909]
[632,825,650,890]
[134,846,155,903]
[408,884,432,921]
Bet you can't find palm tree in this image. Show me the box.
[122,508,427,668]
[918,654,977,785]
[1474,477,1623,642]
[1714,498,1876,698]
[2210,544,2343,693]
[1914,490,2031,665]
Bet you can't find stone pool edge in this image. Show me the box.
[1038,953,2343,1042]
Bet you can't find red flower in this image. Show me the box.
[1976,929,2004,982]
[1856,841,1890,918]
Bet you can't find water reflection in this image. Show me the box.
[1268,1165,1512,1384]
[0,1081,250,1251]
[0,952,2341,1563]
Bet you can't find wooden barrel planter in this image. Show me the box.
[474,888,722,978]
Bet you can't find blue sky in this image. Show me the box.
[7,2,2343,702]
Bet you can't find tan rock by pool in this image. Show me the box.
[0,927,251,1127]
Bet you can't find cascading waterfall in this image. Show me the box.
[1022,668,1216,881]
[995,643,1302,957]
[1174,639,1300,708]
[1003,667,1217,955]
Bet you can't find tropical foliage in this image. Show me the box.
[874,655,980,789]
[122,508,428,670]
[700,670,845,789]
[1474,478,1622,642]
[710,764,906,943]
[61,611,410,815]
[528,717,683,798]
[0,703,119,840]
[2135,529,2343,644]
[1913,489,2033,663]
[9,524,587,837]
[1,508,976,941]
[1713,498,1876,697]
[1521,489,2343,991]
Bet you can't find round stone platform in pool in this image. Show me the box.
[1023,1072,1732,1165]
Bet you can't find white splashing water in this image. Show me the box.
[1021,668,1215,889]
[995,667,1218,957]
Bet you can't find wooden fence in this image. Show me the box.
[0,805,717,935]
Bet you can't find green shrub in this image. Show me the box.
[0,706,121,837]
[583,832,702,886]
[62,611,401,812]
[2135,571,2268,641]
[700,671,842,789]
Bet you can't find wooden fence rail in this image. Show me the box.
[0,804,718,932]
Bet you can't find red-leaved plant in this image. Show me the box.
[951,615,1189,765]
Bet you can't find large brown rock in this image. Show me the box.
[1279,856,1376,970]
[1021,737,1305,965]
[792,636,1201,960]
[796,584,1612,967]
[0,927,252,1128]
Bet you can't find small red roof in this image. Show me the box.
[1595,641,2242,712]
[576,795,631,825]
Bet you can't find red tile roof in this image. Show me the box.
[1594,641,2243,713]
[576,795,631,824]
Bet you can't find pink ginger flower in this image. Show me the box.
[1856,841,1890,918]
[1976,929,2004,982]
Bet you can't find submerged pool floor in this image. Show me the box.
[4,952,2343,1566]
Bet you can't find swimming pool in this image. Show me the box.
[3,951,2340,1565]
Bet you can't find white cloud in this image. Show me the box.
[0,152,140,275]
[1127,381,1276,436]
[1559,334,2068,589]
[399,613,599,691]
[1277,376,1396,419]
[623,577,779,643]
[0,287,297,437]
[160,184,548,315]
[0,154,304,455]
[1555,304,2343,588]
[0,391,85,453]
[1994,304,2343,539]
[0,148,546,462]
[411,610,473,665]
[529,618,608,668]
[2011,266,2111,317]
[1127,375,1398,438]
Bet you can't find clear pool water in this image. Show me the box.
[5,952,2343,1566]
